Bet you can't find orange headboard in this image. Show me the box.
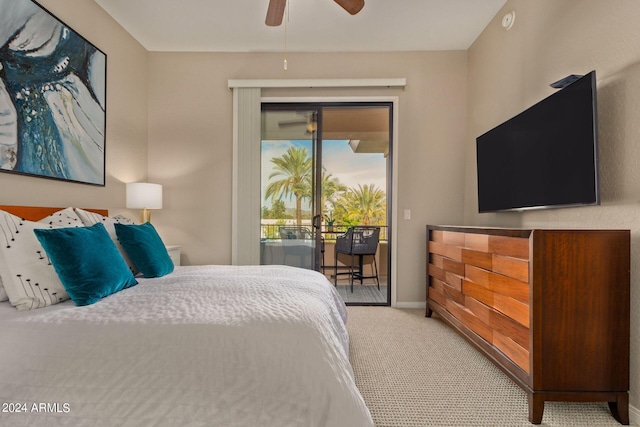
[0,206,108,222]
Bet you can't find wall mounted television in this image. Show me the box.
[476,71,599,213]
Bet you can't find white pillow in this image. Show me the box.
[38,207,84,228]
[0,210,70,310]
[0,207,83,304]
[74,208,139,275]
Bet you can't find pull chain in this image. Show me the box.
[283,0,288,71]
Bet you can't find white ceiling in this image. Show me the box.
[94,0,507,52]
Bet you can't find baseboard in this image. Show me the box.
[395,301,426,309]
[630,403,639,425]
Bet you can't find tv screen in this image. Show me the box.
[476,71,599,213]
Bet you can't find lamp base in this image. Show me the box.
[141,208,151,223]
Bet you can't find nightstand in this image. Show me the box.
[165,245,181,266]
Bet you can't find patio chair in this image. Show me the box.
[334,226,380,292]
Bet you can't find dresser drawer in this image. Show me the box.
[494,330,530,374]
[488,235,529,259]
[464,295,530,373]
[465,265,529,304]
[429,241,462,262]
[462,248,493,270]
[492,255,529,283]
[432,228,530,260]
[462,243,529,282]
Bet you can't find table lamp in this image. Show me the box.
[126,182,163,223]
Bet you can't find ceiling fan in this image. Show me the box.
[278,112,317,133]
[266,0,365,26]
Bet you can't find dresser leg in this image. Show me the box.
[608,393,629,425]
[426,305,433,317]
[528,393,544,424]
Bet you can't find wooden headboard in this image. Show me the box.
[0,206,108,221]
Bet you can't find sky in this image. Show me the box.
[261,139,387,211]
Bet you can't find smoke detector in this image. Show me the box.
[502,11,516,30]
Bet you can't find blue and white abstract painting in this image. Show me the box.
[0,0,106,185]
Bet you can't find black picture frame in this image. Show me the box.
[0,0,107,186]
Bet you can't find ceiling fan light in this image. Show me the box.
[334,0,365,15]
[307,121,317,133]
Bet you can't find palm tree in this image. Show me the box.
[340,184,386,225]
[321,171,347,219]
[264,146,312,225]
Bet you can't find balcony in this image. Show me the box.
[260,224,388,304]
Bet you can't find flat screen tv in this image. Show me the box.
[476,71,599,213]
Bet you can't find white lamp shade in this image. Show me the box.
[126,183,163,209]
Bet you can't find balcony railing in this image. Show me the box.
[260,224,388,241]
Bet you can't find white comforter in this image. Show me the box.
[0,265,373,427]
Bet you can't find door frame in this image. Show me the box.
[233,93,400,307]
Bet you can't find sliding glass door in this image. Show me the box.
[260,102,392,305]
[260,107,321,270]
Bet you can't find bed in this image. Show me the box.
[0,206,373,427]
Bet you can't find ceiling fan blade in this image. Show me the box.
[278,119,308,127]
[266,0,286,26]
[334,0,364,15]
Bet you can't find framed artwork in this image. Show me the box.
[0,0,106,186]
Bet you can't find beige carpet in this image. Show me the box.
[346,307,629,427]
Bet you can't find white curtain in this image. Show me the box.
[231,87,261,265]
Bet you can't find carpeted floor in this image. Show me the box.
[346,307,631,427]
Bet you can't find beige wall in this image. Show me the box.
[466,0,640,413]
[0,1,468,305]
[147,51,468,304]
[0,0,148,212]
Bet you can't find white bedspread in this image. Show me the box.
[0,265,373,427]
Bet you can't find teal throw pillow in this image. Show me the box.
[34,223,138,306]
[114,222,174,278]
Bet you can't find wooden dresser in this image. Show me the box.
[426,225,630,424]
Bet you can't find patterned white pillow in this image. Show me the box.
[0,210,71,310]
[74,208,139,275]
[38,207,84,228]
[0,207,83,304]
